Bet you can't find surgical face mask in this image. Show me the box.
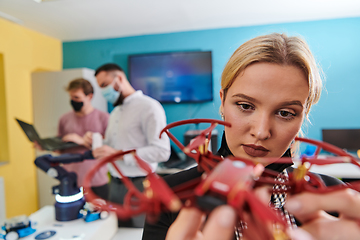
[101,81,120,104]
[70,100,84,112]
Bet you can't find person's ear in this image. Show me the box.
[118,72,126,83]
[219,89,225,120]
[112,74,122,91]
[88,93,93,100]
[116,74,121,83]
[220,89,225,106]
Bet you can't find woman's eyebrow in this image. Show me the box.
[280,100,304,108]
[231,93,257,102]
[232,93,304,108]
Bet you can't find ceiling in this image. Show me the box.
[1,0,360,42]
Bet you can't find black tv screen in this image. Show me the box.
[128,51,213,103]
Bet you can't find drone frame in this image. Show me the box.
[83,118,360,239]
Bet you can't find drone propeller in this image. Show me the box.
[183,123,218,153]
[83,150,148,217]
[133,153,153,174]
[296,137,360,168]
[266,156,353,166]
[159,118,231,153]
[84,149,184,221]
[300,156,352,165]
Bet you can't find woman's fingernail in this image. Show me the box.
[285,199,302,212]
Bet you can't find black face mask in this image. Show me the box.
[70,100,84,112]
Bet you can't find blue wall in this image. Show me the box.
[63,17,360,148]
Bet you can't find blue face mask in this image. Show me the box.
[101,84,120,104]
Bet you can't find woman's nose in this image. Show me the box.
[250,114,272,141]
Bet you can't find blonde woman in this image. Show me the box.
[142,33,359,240]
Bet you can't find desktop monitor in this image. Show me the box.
[128,51,213,103]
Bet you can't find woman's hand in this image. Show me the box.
[164,186,277,240]
[285,188,360,240]
[165,205,237,240]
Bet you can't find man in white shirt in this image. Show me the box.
[90,63,171,228]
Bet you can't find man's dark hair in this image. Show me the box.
[66,78,94,95]
[94,63,124,76]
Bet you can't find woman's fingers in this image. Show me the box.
[202,205,237,240]
[300,216,360,240]
[285,189,360,222]
[166,205,236,240]
[286,228,314,240]
[166,207,205,240]
[253,185,272,206]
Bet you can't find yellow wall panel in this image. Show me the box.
[0,54,9,162]
[0,18,62,218]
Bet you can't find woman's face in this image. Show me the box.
[220,62,309,161]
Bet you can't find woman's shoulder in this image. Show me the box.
[314,172,344,186]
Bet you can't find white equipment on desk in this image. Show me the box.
[92,133,103,150]
[22,206,117,240]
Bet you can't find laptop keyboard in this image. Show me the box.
[43,138,62,145]
[42,137,71,149]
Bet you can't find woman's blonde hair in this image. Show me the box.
[221,33,323,117]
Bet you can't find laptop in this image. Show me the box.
[15,118,79,151]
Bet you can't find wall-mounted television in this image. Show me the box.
[128,51,213,103]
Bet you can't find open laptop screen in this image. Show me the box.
[16,118,42,143]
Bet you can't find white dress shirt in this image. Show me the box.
[104,90,171,177]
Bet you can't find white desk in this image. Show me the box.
[22,205,144,240]
[111,228,143,240]
[23,205,119,240]
[310,163,360,179]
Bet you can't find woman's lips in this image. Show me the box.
[242,144,269,158]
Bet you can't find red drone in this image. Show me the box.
[83,119,360,240]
